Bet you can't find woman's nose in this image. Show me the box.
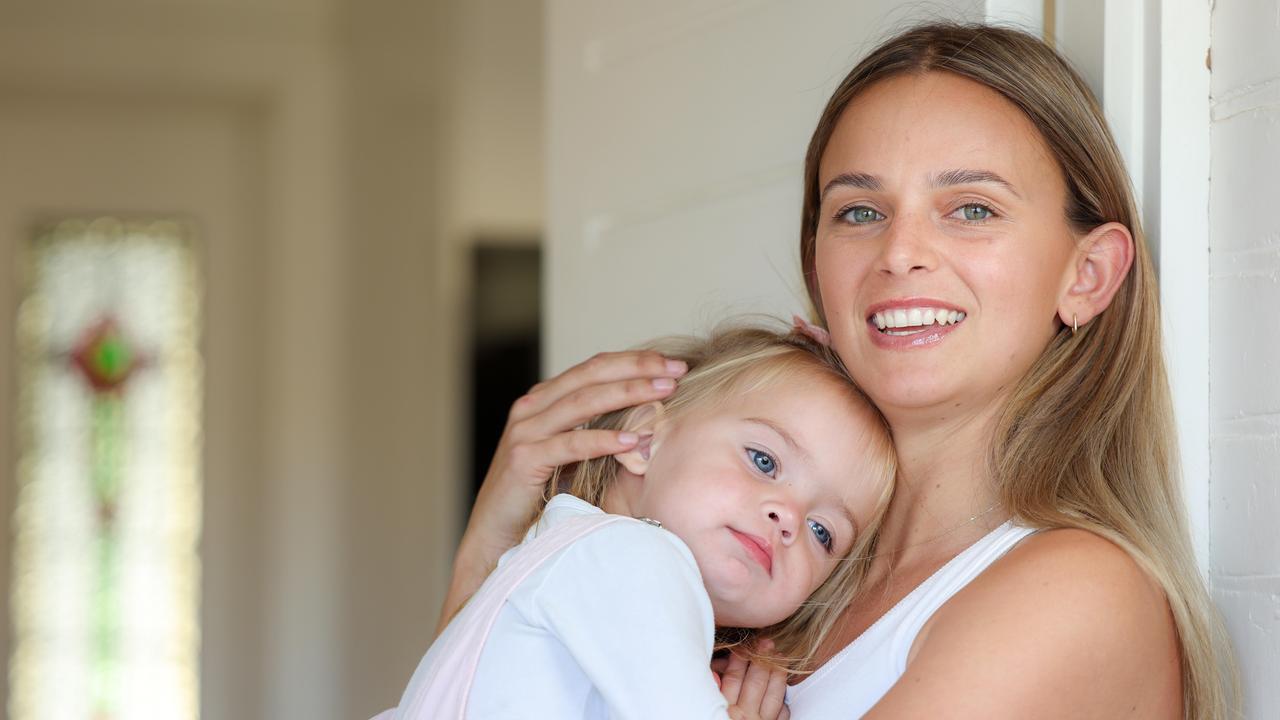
[877,210,939,276]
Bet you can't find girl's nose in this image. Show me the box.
[767,507,799,545]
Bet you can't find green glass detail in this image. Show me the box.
[91,334,132,385]
[90,394,124,720]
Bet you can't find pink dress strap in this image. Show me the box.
[380,512,628,720]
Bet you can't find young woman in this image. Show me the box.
[442,22,1238,719]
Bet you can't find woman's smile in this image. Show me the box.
[866,297,968,349]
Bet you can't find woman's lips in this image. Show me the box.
[864,299,967,350]
[866,316,963,349]
[730,529,773,575]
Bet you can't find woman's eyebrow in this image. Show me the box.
[821,169,1021,201]
[931,168,1022,198]
[820,171,883,201]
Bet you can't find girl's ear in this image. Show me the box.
[612,401,666,476]
[1058,222,1135,329]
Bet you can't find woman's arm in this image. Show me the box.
[435,350,688,634]
[865,529,1182,719]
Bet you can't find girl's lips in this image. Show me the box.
[730,529,773,576]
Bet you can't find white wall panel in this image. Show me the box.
[1209,0,1280,715]
[546,0,984,373]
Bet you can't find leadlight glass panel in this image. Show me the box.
[10,217,202,720]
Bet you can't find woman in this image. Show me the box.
[441,22,1237,719]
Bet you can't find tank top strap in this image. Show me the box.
[888,521,1039,669]
[787,520,1039,717]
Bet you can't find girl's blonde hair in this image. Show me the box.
[546,323,896,671]
[799,22,1238,717]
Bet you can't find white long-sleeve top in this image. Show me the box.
[403,493,730,719]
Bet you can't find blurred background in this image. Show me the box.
[0,0,1275,718]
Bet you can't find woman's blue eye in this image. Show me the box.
[747,448,777,476]
[957,203,995,222]
[840,206,884,224]
[807,519,834,552]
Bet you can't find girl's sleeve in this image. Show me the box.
[522,521,731,720]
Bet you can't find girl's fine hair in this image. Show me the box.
[799,22,1238,718]
[547,323,897,672]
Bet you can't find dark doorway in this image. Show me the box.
[469,244,541,505]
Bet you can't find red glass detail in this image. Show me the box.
[70,318,147,393]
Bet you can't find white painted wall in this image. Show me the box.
[546,0,993,374]
[1208,1,1280,715]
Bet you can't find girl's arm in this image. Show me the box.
[527,521,787,720]
[435,350,688,634]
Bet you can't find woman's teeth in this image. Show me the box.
[872,307,966,335]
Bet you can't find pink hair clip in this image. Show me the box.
[792,314,832,347]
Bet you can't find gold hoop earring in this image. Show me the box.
[1072,313,1079,334]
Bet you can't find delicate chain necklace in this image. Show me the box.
[899,501,1003,551]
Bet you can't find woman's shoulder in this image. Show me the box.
[920,526,1173,651]
[954,526,1176,655]
[877,527,1181,718]
[975,526,1169,614]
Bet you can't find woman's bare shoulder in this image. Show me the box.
[867,527,1181,719]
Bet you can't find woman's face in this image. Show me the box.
[814,71,1079,417]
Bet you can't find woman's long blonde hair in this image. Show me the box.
[798,22,1238,717]
[548,324,896,671]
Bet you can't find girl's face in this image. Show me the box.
[814,71,1079,416]
[629,373,889,628]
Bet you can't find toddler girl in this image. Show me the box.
[378,324,896,719]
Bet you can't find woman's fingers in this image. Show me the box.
[510,376,677,443]
[510,351,686,422]
[511,430,640,476]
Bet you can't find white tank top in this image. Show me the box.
[786,520,1038,719]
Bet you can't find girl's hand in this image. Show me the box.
[436,350,688,633]
[716,645,791,720]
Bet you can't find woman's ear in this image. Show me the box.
[612,401,666,476]
[1059,222,1135,329]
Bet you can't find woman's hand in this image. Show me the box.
[715,646,791,720]
[436,350,688,633]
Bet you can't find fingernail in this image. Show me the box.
[652,377,675,391]
[664,359,688,375]
[618,432,639,446]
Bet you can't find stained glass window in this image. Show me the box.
[10,217,202,720]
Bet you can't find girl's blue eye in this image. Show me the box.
[747,448,777,477]
[839,206,884,224]
[807,519,834,553]
[956,203,995,222]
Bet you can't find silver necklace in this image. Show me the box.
[901,501,1003,550]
